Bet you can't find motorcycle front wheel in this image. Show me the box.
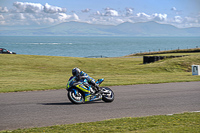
[101,87,114,103]
[68,89,85,104]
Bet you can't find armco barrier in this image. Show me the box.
[143,55,187,64]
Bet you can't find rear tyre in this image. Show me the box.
[68,89,85,104]
[101,87,114,102]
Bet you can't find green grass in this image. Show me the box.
[1,112,199,133]
[1,54,200,92]
[1,54,200,132]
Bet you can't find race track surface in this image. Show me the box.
[0,82,200,130]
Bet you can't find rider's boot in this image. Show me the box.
[90,87,95,94]
[90,80,101,95]
[94,85,101,95]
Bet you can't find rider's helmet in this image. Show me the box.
[72,67,81,76]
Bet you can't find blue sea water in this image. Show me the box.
[0,36,200,57]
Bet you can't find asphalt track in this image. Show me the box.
[0,82,200,131]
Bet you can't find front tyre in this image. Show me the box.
[68,89,85,104]
[101,87,114,103]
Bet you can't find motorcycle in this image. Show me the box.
[66,78,114,104]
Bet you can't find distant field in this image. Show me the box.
[126,48,200,56]
[0,52,200,92]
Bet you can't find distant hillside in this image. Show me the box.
[112,21,188,36]
[1,21,200,36]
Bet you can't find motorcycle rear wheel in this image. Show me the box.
[101,87,114,102]
[68,89,85,104]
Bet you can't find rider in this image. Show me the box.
[68,67,100,94]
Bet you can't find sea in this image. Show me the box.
[0,36,200,57]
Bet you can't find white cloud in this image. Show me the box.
[12,2,66,14]
[14,13,26,20]
[95,11,101,15]
[173,16,183,23]
[125,12,169,25]
[1,2,78,26]
[126,8,133,16]
[87,16,123,25]
[0,7,9,13]
[13,2,44,13]
[90,11,169,26]
[0,14,4,20]
[72,13,80,20]
[137,12,151,19]
[0,14,5,25]
[0,2,200,28]
[115,18,125,23]
[89,7,200,27]
[127,12,151,22]
[44,3,66,13]
[131,13,167,22]
[58,13,79,21]
[104,9,118,16]
[82,8,91,13]
[152,13,167,21]
[58,13,71,21]
[94,8,119,16]
[167,14,200,28]
[183,16,198,23]
[181,17,199,27]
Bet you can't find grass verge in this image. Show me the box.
[126,48,200,56]
[1,112,199,133]
[0,54,200,93]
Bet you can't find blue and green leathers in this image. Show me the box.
[67,71,96,91]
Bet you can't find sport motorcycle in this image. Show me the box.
[66,78,114,104]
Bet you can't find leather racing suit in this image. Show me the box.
[67,71,99,94]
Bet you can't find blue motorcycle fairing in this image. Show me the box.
[96,78,104,85]
[67,77,104,102]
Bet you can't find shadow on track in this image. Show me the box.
[38,102,73,105]
[39,101,104,105]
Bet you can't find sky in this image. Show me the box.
[0,0,200,29]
